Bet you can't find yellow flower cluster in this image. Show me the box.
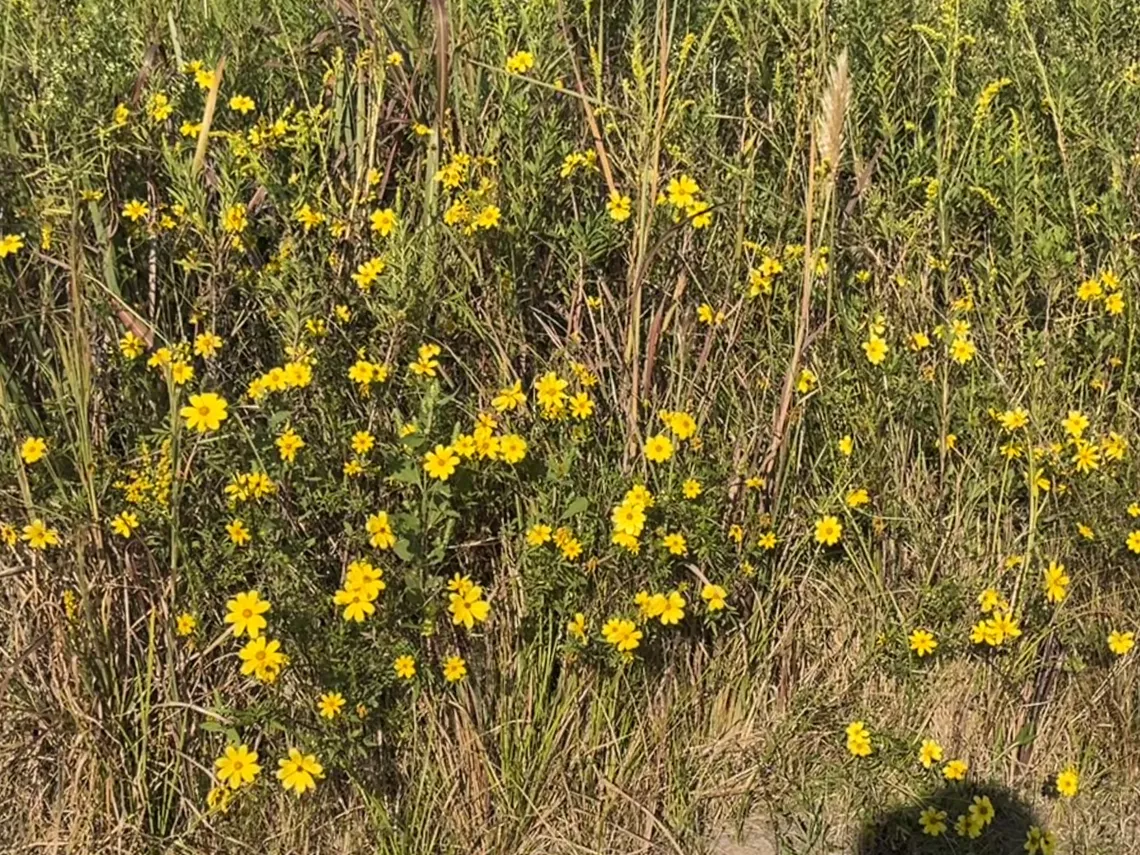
[351,256,386,291]
[224,591,287,684]
[635,589,686,624]
[447,574,491,630]
[504,50,535,74]
[559,150,597,178]
[663,173,712,228]
[224,471,276,504]
[409,343,441,377]
[969,587,1023,646]
[610,484,653,554]
[112,439,174,507]
[334,559,386,622]
[247,359,314,399]
[348,356,390,395]
[366,511,396,550]
[748,252,784,296]
[527,522,583,561]
[435,152,503,233]
[531,369,596,420]
[1076,268,1125,316]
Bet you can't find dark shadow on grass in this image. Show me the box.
[857,783,1040,854]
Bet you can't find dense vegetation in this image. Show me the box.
[2,0,1140,851]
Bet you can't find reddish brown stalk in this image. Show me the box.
[431,0,449,139]
[555,0,617,198]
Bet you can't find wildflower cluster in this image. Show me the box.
[2,13,1138,849]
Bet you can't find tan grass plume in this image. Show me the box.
[814,49,850,177]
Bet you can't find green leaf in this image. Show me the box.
[395,513,421,533]
[561,496,590,519]
[393,538,414,561]
[1013,723,1036,747]
[390,464,421,486]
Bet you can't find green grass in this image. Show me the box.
[2,0,1140,851]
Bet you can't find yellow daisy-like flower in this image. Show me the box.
[111,511,139,538]
[238,636,287,682]
[449,584,491,630]
[659,590,686,625]
[370,208,398,236]
[949,336,977,364]
[194,332,223,358]
[119,332,146,359]
[814,515,842,546]
[918,807,947,837]
[862,334,888,365]
[276,428,305,463]
[215,744,261,790]
[229,94,256,114]
[226,518,251,546]
[175,613,197,636]
[908,628,938,657]
[366,511,396,550]
[526,524,552,546]
[20,436,48,464]
[224,590,270,639]
[276,748,323,796]
[423,444,460,481]
[1024,826,1056,855]
[845,721,872,757]
[1061,410,1089,440]
[443,655,468,682]
[499,434,527,464]
[643,434,674,463]
[1042,560,1070,604]
[505,50,535,74]
[606,191,632,222]
[1055,766,1079,797]
[701,584,727,612]
[0,233,26,257]
[918,739,943,769]
[180,392,229,433]
[601,618,642,652]
[492,380,526,412]
[122,199,150,222]
[334,587,375,622]
[566,612,588,642]
[1108,630,1135,656]
[318,692,346,719]
[21,519,60,550]
[942,759,968,781]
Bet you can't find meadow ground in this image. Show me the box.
[2,0,1140,852]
